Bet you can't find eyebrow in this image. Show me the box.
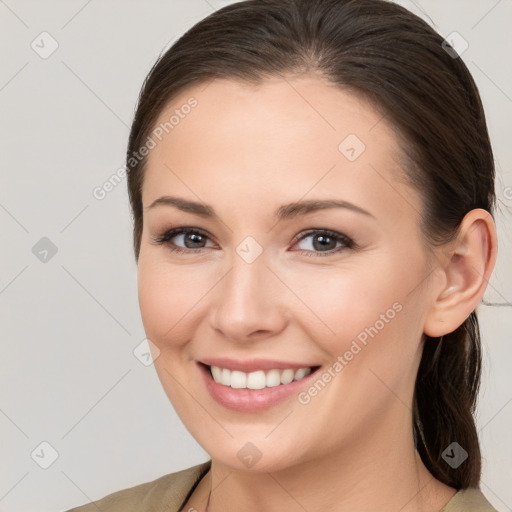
[146,196,375,220]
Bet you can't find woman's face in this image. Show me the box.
[137,75,441,471]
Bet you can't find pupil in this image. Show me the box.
[313,234,335,251]
[185,233,205,248]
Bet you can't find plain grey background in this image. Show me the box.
[0,1,511,511]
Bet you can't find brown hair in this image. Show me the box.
[126,0,495,489]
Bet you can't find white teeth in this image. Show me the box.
[266,369,281,387]
[280,369,295,384]
[294,367,311,380]
[221,368,231,386]
[247,370,266,389]
[209,365,313,389]
[230,370,247,389]
[211,366,222,383]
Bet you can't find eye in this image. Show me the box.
[291,229,354,257]
[151,227,215,254]
[151,227,355,257]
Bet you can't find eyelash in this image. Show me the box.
[151,227,355,257]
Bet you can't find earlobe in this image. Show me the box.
[423,208,498,338]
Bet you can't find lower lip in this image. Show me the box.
[198,363,318,412]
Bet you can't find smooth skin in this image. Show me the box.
[137,75,497,512]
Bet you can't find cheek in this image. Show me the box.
[282,262,409,350]
[137,255,211,347]
[136,256,208,413]
[284,257,426,399]
[303,266,425,407]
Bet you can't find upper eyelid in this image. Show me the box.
[293,228,351,242]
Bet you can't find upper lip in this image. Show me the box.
[199,357,319,373]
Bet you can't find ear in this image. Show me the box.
[423,208,498,338]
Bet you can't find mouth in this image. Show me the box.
[197,360,321,412]
[206,364,319,389]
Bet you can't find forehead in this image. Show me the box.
[142,75,420,227]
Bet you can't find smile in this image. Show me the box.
[198,359,321,412]
[210,365,313,389]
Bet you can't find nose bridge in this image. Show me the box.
[209,246,287,341]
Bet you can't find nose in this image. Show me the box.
[208,252,289,343]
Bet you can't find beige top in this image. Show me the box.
[64,460,498,512]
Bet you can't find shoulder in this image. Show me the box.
[440,487,498,512]
[62,460,211,512]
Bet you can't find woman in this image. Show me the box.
[66,0,499,510]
